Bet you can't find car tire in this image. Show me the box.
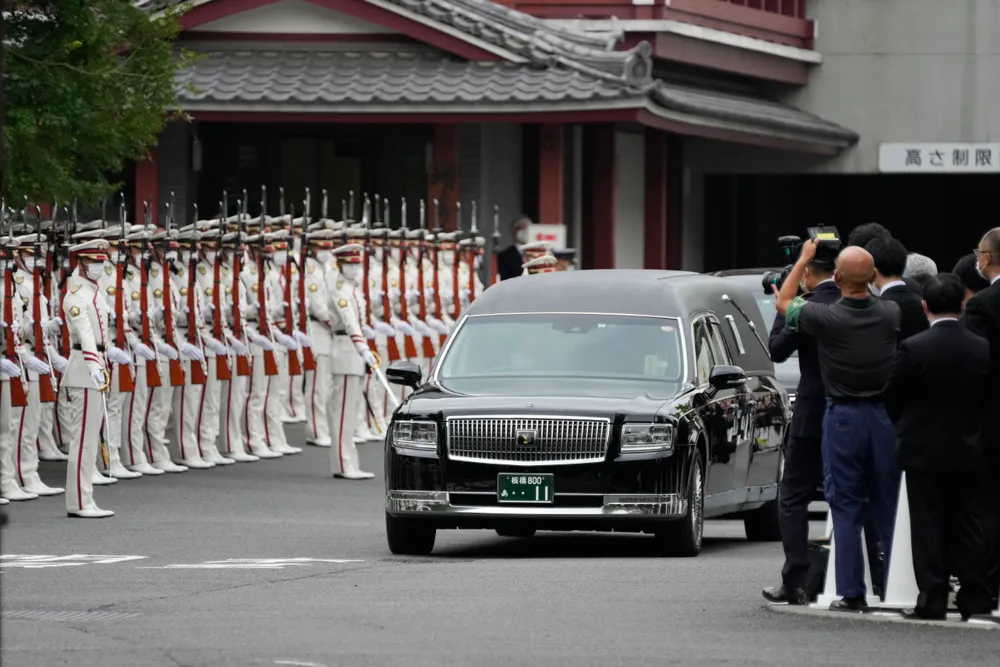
[744,454,782,542]
[495,527,536,538]
[654,455,704,557]
[385,512,436,556]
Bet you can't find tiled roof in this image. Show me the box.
[175,50,638,108]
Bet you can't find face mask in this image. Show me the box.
[204,251,217,264]
[23,257,37,271]
[515,229,528,245]
[442,252,454,267]
[165,250,178,263]
[975,254,988,280]
[340,264,360,281]
[316,251,332,264]
[273,251,287,267]
[869,283,881,296]
[86,263,104,282]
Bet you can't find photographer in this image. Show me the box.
[776,241,901,612]
[762,243,841,606]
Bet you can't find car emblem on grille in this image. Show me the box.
[515,429,538,447]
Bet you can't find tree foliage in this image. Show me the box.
[1,0,196,204]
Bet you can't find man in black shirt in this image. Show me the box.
[867,237,929,342]
[762,256,841,605]
[776,241,902,612]
[885,273,993,621]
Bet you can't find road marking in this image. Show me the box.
[275,661,330,667]
[1,555,147,568]
[136,558,365,570]
[3,610,141,622]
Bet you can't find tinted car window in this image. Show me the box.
[440,313,684,388]
[693,319,715,385]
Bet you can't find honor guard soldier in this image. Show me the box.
[10,233,63,496]
[303,228,337,448]
[523,254,559,274]
[457,233,486,308]
[361,224,392,441]
[62,238,115,518]
[34,217,69,463]
[420,233,449,356]
[520,242,553,275]
[329,239,377,480]
[403,225,434,379]
[553,248,578,272]
[283,214,309,425]
[190,224,236,466]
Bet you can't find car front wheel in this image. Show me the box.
[654,455,704,557]
[386,512,436,555]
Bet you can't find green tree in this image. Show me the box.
[1,0,195,204]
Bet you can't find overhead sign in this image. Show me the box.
[526,223,567,250]
[878,143,1000,173]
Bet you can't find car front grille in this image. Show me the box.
[445,416,611,466]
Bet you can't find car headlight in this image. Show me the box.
[392,420,438,450]
[620,423,674,453]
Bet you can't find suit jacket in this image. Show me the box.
[768,280,841,439]
[885,321,989,472]
[880,283,929,343]
[962,280,1000,455]
[903,276,924,296]
[498,245,523,281]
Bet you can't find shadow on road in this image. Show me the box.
[428,532,753,560]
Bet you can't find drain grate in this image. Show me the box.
[2,610,140,622]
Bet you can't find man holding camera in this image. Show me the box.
[776,240,901,612]
[762,243,841,606]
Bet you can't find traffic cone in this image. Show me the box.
[812,509,879,608]
[882,472,918,609]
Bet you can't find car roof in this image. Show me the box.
[467,270,756,319]
[712,268,781,277]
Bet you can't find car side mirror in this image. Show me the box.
[709,365,747,391]
[386,361,422,388]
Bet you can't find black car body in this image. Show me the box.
[383,270,790,557]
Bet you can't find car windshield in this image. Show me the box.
[437,313,685,394]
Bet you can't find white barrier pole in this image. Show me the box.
[882,472,918,609]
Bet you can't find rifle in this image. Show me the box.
[467,201,479,305]
[43,203,58,377]
[140,200,163,388]
[361,194,377,354]
[377,196,402,363]
[281,188,302,377]
[114,196,136,393]
[490,205,501,286]
[187,204,207,386]
[397,198,417,359]
[213,195,232,382]
[256,187,279,377]
[162,194,186,387]
[233,194,252,377]
[31,203,57,402]
[298,189,316,372]
[58,201,77,360]
[416,200,435,359]
[2,200,29,408]
[431,199,445,347]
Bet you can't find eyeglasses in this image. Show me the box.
[973,249,991,257]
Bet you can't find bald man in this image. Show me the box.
[776,240,902,613]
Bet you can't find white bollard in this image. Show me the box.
[994,594,1000,618]
[882,472,919,609]
[812,509,879,609]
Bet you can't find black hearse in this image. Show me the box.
[383,270,789,557]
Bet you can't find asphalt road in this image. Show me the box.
[2,423,997,667]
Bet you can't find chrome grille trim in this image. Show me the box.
[445,415,611,466]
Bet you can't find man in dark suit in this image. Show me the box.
[497,215,533,281]
[762,253,841,605]
[961,227,1000,608]
[953,253,990,306]
[867,237,929,342]
[848,222,922,294]
[885,273,994,620]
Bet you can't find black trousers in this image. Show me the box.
[983,455,1000,602]
[906,470,992,617]
[779,436,823,589]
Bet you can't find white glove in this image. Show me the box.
[205,337,228,356]
[374,321,395,336]
[182,306,190,316]
[49,352,69,373]
[406,289,421,302]
[244,304,259,320]
[460,288,472,301]
[362,349,377,368]
[230,339,249,356]
[0,358,21,378]
[294,330,313,348]
[11,318,21,335]
[275,332,299,351]
[424,288,435,299]
[372,288,386,300]
[249,334,274,351]
[396,321,415,336]
[108,311,117,323]
[415,320,434,337]
[107,346,132,366]
[24,356,50,375]
[180,342,205,361]
[362,324,377,340]
[156,342,179,360]
[238,302,249,318]
[151,304,164,320]
[90,369,106,389]
[428,317,449,335]
[134,342,156,361]
[304,297,311,311]
[0,319,6,329]
[45,317,63,334]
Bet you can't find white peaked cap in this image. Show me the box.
[332,243,364,255]
[69,238,110,259]
[265,229,289,242]
[71,229,107,241]
[77,220,105,232]
[521,241,551,253]
[14,233,46,246]
[306,229,336,242]
[523,254,558,270]
[176,229,201,242]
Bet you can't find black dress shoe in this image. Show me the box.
[829,597,869,612]
[901,609,946,621]
[762,585,810,605]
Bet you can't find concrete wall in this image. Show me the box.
[614,131,646,269]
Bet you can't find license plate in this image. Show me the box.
[497,473,554,504]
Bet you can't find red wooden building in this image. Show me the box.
[135,0,855,269]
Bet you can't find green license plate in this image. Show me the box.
[497,473,554,504]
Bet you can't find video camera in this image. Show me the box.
[761,226,842,296]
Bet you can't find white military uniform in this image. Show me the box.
[36,252,68,462]
[61,240,115,518]
[329,241,376,479]
[283,231,308,424]
[358,231,390,441]
[303,232,335,447]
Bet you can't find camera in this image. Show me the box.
[761,228,843,296]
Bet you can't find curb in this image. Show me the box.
[765,603,1000,630]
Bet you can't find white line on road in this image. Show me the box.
[275,660,331,667]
